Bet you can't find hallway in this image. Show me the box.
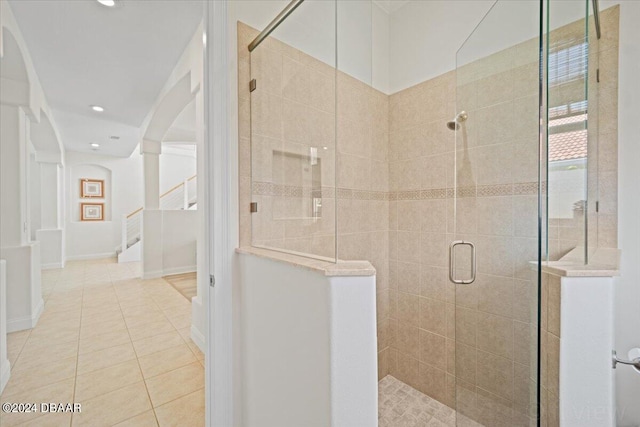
[0,259,204,427]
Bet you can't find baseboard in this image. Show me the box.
[190,323,206,353]
[65,252,116,262]
[162,265,197,276]
[7,298,43,333]
[41,261,64,270]
[0,359,10,394]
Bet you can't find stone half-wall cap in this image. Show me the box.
[532,247,621,277]
[236,246,376,277]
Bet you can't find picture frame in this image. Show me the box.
[80,178,104,198]
[80,203,104,221]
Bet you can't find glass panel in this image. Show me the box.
[454,1,541,425]
[249,0,337,261]
[546,0,590,263]
[587,1,600,258]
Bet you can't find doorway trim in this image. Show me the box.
[205,0,238,425]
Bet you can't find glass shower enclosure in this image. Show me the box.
[244,0,599,425]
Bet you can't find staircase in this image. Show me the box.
[117,175,197,263]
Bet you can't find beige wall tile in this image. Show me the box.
[397,261,420,296]
[395,352,420,390]
[378,348,389,381]
[398,292,420,328]
[420,265,448,302]
[455,343,477,386]
[417,362,447,404]
[419,297,446,336]
[396,322,420,360]
[547,333,560,397]
[547,275,561,338]
[476,312,514,360]
[455,307,477,348]
[476,350,514,400]
[419,330,446,371]
[476,274,514,319]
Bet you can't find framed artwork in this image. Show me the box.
[81,203,104,221]
[80,179,104,198]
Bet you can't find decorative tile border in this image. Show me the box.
[253,181,543,201]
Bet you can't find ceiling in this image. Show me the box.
[8,0,203,157]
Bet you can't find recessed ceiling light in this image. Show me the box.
[91,143,100,148]
[91,105,104,112]
[97,0,116,7]
[109,136,120,140]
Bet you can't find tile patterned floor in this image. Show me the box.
[0,258,204,427]
[378,376,483,427]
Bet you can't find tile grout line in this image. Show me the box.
[70,263,87,427]
[111,263,161,427]
[3,260,202,426]
[70,262,88,427]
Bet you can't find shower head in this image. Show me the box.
[446,111,468,131]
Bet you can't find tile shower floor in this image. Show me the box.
[0,259,204,427]
[378,376,483,427]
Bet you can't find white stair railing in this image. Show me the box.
[121,208,142,253]
[119,174,196,255]
[187,175,197,207]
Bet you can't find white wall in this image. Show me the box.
[387,0,593,93]
[29,151,41,240]
[162,210,198,275]
[371,3,390,94]
[602,1,640,425]
[141,209,197,279]
[388,0,493,93]
[0,242,43,332]
[232,0,387,92]
[0,260,10,394]
[160,146,197,194]
[65,147,196,260]
[238,253,377,427]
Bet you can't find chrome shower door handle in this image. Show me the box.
[449,240,476,285]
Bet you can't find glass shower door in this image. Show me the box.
[452,1,542,425]
[247,0,337,261]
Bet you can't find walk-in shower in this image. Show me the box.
[237,0,614,424]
